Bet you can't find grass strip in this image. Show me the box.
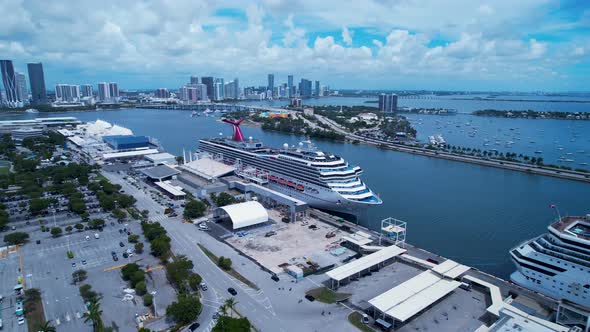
[348,312,375,332]
[197,243,259,290]
[305,287,351,304]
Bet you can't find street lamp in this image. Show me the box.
[151,291,157,317]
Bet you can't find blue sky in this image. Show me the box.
[1,0,589,91]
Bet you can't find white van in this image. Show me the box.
[94,233,99,239]
[85,235,90,241]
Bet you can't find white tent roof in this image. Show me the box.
[326,245,406,282]
[369,270,460,322]
[219,201,268,230]
[431,259,470,279]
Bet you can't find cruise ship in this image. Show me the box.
[509,214,590,309]
[199,119,382,215]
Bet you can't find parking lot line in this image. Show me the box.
[103,263,128,271]
[145,265,163,272]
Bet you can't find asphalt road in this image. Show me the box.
[104,170,357,332]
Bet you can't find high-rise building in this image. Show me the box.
[55,84,80,102]
[27,63,48,105]
[155,88,170,99]
[224,82,234,99]
[201,77,214,100]
[81,84,93,98]
[1,60,18,105]
[267,74,274,97]
[190,76,199,85]
[314,81,320,97]
[108,82,119,99]
[379,94,398,113]
[97,82,110,101]
[287,75,293,98]
[16,72,28,103]
[298,79,312,98]
[214,78,224,101]
[233,78,239,100]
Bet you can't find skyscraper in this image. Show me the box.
[233,78,239,100]
[201,77,214,101]
[27,63,48,105]
[190,76,199,85]
[314,81,320,97]
[108,82,119,99]
[267,74,274,97]
[55,84,79,102]
[214,78,224,101]
[195,83,207,101]
[299,79,312,98]
[81,84,93,98]
[287,75,293,98]
[378,94,398,113]
[97,82,110,101]
[16,72,28,103]
[1,60,18,105]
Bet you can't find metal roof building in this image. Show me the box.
[154,181,186,199]
[368,270,461,323]
[102,148,159,160]
[216,201,268,230]
[141,165,180,181]
[103,135,150,150]
[145,152,177,165]
[326,245,406,288]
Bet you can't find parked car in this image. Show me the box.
[200,283,208,291]
[265,231,276,237]
[227,287,237,296]
[189,323,200,331]
[271,274,280,282]
[119,241,125,247]
[81,259,87,265]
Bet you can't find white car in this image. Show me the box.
[198,223,209,231]
[18,316,25,325]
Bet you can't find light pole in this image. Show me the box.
[151,291,157,317]
[52,208,57,227]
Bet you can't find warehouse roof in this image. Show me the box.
[154,181,185,197]
[102,149,159,160]
[218,201,268,230]
[431,259,470,279]
[145,152,176,163]
[141,165,180,180]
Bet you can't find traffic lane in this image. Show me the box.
[165,227,285,332]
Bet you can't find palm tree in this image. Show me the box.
[224,297,238,318]
[84,300,104,332]
[38,320,57,332]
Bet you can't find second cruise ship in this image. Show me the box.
[509,214,590,310]
[199,119,382,216]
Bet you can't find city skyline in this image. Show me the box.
[0,1,589,91]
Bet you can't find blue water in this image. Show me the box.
[4,107,590,279]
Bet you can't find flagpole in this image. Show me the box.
[551,204,562,222]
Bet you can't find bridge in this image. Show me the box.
[136,103,288,113]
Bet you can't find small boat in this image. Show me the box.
[25,108,39,113]
[565,159,575,162]
[579,162,588,166]
[296,184,304,191]
[191,111,197,117]
[534,151,543,154]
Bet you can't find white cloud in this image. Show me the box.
[342,26,353,46]
[0,0,585,90]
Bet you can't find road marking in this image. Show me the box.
[145,265,163,272]
[103,263,128,271]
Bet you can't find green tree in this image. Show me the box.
[75,223,84,231]
[80,211,90,221]
[83,300,104,332]
[116,194,136,208]
[224,297,238,317]
[166,255,194,290]
[188,273,202,291]
[150,236,171,259]
[65,225,73,233]
[121,263,141,281]
[89,218,105,229]
[218,256,232,271]
[130,270,146,288]
[175,155,184,165]
[212,316,251,332]
[135,281,147,296]
[128,234,140,243]
[183,199,207,219]
[134,242,144,254]
[29,198,51,215]
[37,320,57,332]
[142,294,153,307]
[50,227,63,237]
[112,209,126,221]
[165,294,202,325]
[4,232,29,244]
[72,269,88,284]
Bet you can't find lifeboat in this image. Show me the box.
[278,178,286,184]
[287,181,296,187]
[269,175,277,182]
[296,184,304,191]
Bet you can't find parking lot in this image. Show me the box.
[16,216,174,332]
[0,246,28,331]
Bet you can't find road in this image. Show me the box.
[104,171,356,332]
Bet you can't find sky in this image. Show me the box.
[1,0,589,91]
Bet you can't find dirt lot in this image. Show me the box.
[227,213,353,274]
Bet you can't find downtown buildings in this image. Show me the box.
[27,63,48,105]
[379,93,398,113]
